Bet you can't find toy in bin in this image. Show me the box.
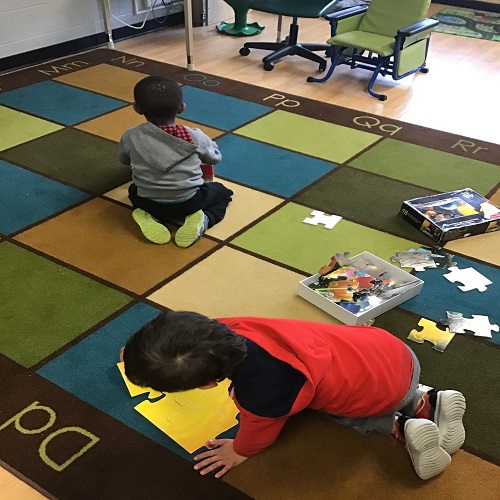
[307,252,420,317]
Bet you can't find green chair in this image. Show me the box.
[216,0,265,36]
[307,0,439,100]
[238,0,341,71]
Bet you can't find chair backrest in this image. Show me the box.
[360,0,431,37]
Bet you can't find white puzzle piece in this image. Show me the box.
[443,266,492,292]
[303,210,342,229]
[443,312,499,338]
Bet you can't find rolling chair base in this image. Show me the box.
[239,17,330,71]
[241,43,329,71]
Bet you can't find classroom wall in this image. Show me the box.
[0,0,181,60]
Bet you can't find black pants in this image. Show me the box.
[128,182,233,228]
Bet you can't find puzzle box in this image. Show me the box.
[297,252,423,325]
[400,188,500,243]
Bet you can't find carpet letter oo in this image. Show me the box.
[0,401,100,472]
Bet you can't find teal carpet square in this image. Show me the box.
[36,303,238,459]
[181,86,271,130]
[401,256,500,344]
[215,134,337,197]
[0,160,90,234]
[0,80,127,125]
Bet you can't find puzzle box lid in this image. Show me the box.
[400,188,500,242]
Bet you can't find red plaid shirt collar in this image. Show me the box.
[157,124,194,144]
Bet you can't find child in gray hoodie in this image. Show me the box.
[119,75,233,247]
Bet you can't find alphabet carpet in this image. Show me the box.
[0,49,499,499]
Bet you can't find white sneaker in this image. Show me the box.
[404,418,451,480]
[433,390,466,454]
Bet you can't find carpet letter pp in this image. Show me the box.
[0,401,100,471]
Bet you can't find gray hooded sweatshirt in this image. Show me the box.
[118,122,222,201]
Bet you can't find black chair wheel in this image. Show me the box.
[239,47,250,56]
[378,95,388,101]
[263,62,275,71]
[319,62,327,72]
[420,67,429,73]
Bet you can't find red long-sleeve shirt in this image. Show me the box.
[217,317,414,457]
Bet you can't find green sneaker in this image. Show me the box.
[132,209,171,244]
[175,210,209,248]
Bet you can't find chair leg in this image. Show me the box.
[367,59,388,101]
[307,47,345,83]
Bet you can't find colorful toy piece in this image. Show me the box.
[408,318,455,352]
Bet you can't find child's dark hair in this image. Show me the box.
[133,75,183,123]
[123,311,247,392]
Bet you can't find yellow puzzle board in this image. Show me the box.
[117,362,239,453]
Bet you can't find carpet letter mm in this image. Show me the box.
[0,401,100,472]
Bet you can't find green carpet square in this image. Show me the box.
[0,128,130,194]
[235,110,380,163]
[295,167,440,244]
[0,105,62,151]
[349,138,499,195]
[231,202,421,274]
[0,242,132,367]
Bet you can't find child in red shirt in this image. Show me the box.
[122,311,466,481]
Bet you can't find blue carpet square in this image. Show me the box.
[36,303,237,459]
[181,86,271,130]
[0,160,90,234]
[400,256,500,344]
[0,80,127,125]
[215,134,337,196]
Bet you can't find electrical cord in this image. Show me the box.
[108,0,177,30]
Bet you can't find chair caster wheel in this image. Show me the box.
[319,62,326,72]
[239,47,250,56]
[263,62,274,71]
[378,95,388,101]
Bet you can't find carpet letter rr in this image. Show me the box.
[353,116,402,136]
[452,140,488,155]
[0,401,100,472]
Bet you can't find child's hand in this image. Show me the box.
[193,439,247,478]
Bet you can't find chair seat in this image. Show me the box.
[327,31,395,56]
[248,0,340,18]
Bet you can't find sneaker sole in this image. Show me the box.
[434,390,466,454]
[175,210,205,248]
[132,209,170,244]
[405,419,451,480]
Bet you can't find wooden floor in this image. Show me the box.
[112,2,500,144]
[1,2,499,498]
